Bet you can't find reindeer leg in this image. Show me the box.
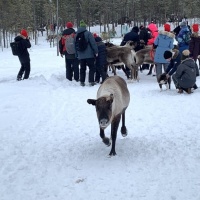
[100,128,111,146]
[121,65,130,79]
[109,114,121,156]
[111,64,117,75]
[121,111,127,137]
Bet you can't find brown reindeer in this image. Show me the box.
[87,76,130,156]
[132,46,156,78]
[106,41,138,80]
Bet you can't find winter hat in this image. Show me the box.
[164,50,173,59]
[132,26,139,33]
[93,33,98,38]
[180,21,187,27]
[164,23,171,32]
[20,29,28,37]
[66,22,73,28]
[192,24,199,32]
[80,20,87,27]
[182,49,190,56]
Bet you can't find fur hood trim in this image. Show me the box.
[191,32,200,38]
[158,30,175,39]
[172,49,179,59]
[181,57,193,64]
[19,34,27,39]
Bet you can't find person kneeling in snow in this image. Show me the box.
[172,50,198,94]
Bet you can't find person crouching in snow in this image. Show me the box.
[15,29,31,81]
[172,50,198,94]
[93,33,107,84]
[163,49,181,84]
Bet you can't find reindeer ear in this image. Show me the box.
[87,99,96,106]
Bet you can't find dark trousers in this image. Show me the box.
[95,65,107,83]
[80,58,96,83]
[17,62,30,79]
[142,64,149,70]
[65,58,79,81]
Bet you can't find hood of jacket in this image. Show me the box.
[172,49,180,59]
[148,23,158,33]
[181,58,196,68]
[191,32,200,41]
[77,27,87,34]
[158,30,175,39]
[62,28,75,36]
[14,35,25,42]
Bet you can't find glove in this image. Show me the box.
[60,54,63,58]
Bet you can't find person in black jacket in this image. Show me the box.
[139,25,149,45]
[59,22,79,82]
[15,29,31,81]
[121,26,140,75]
[164,49,181,77]
[93,33,107,84]
[120,26,140,49]
[139,25,150,71]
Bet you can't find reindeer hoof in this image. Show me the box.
[109,150,117,156]
[103,137,111,146]
[121,126,127,137]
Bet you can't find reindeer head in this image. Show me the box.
[124,41,137,50]
[87,94,114,129]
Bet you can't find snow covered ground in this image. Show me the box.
[0,30,200,200]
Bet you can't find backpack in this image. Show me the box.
[183,31,191,45]
[10,41,23,56]
[75,30,88,51]
[64,34,76,54]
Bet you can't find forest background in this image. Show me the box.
[1,0,200,48]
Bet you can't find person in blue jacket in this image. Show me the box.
[154,30,175,80]
[74,20,98,86]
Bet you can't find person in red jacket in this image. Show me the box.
[147,21,159,45]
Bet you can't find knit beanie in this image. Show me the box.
[93,33,98,38]
[182,49,190,60]
[164,50,173,59]
[66,22,73,28]
[20,29,28,37]
[192,24,199,32]
[80,20,87,27]
[180,21,187,27]
[164,24,171,32]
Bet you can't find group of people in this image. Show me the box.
[120,20,199,94]
[14,19,199,93]
[59,20,107,86]
[153,21,199,93]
